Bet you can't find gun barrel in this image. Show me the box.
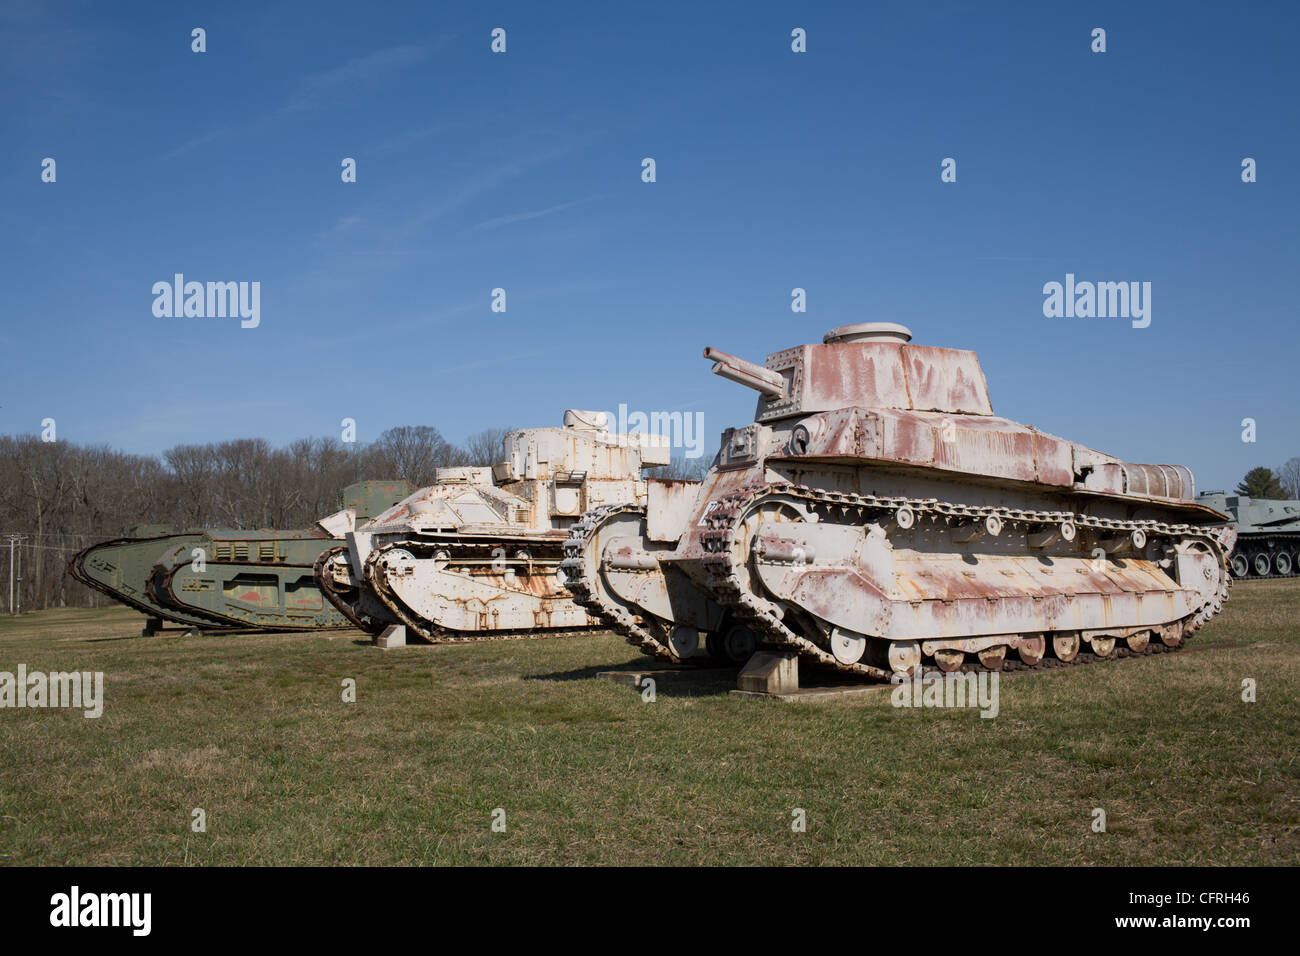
[703,347,786,397]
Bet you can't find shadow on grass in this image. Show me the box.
[525,660,741,697]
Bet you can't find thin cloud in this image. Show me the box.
[161,127,231,161]
[281,44,429,114]
[473,194,607,231]
[316,215,363,241]
[161,44,432,160]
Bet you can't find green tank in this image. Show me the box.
[69,525,215,632]
[69,481,411,633]
[1197,491,1300,578]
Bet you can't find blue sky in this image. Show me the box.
[2,0,1297,493]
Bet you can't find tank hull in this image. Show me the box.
[147,531,352,630]
[315,415,670,644]
[69,533,215,629]
[564,325,1233,677]
[69,480,412,633]
[320,528,601,642]
[1197,493,1299,579]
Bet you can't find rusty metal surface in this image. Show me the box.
[564,323,1233,679]
[321,411,669,641]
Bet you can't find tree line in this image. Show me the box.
[0,425,510,613]
[0,426,712,613]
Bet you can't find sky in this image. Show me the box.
[2,0,1297,494]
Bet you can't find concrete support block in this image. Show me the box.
[375,624,407,648]
[736,649,800,695]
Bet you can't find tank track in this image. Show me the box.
[561,504,689,665]
[147,560,352,632]
[1230,532,1300,579]
[361,535,605,645]
[563,485,1232,679]
[68,539,217,629]
[701,483,1231,679]
[314,545,378,632]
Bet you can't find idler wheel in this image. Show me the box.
[1051,633,1080,662]
[976,645,1006,670]
[1125,631,1150,653]
[667,625,699,659]
[1016,636,1045,666]
[933,649,965,672]
[1089,636,1116,658]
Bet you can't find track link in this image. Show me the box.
[363,535,605,645]
[565,483,1233,680]
[561,504,689,664]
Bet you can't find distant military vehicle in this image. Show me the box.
[315,411,669,643]
[70,480,410,633]
[1197,492,1300,578]
[563,323,1235,686]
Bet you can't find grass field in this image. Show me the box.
[1,582,1297,866]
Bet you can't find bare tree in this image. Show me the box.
[1279,457,1300,499]
[462,427,514,466]
[0,423,515,610]
[370,425,451,487]
[655,452,714,481]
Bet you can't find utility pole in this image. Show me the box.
[6,535,26,615]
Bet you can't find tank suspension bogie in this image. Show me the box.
[1086,635,1117,658]
[1052,632,1081,661]
[1016,635,1046,665]
[690,481,1230,680]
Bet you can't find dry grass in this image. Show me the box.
[1,582,1297,865]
